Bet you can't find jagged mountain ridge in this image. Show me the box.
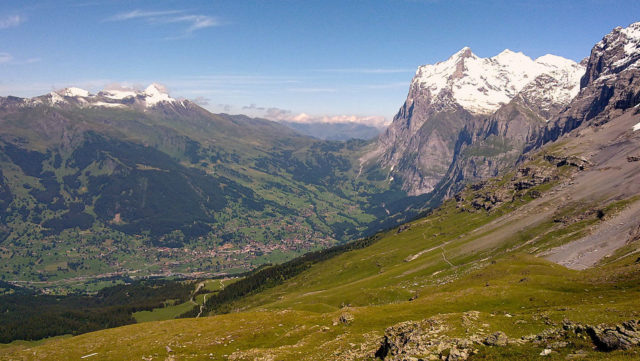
[532,22,640,147]
[369,46,584,196]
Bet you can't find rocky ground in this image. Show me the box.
[375,316,640,361]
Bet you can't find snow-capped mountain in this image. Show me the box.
[366,48,585,196]
[17,83,188,110]
[410,47,583,116]
[582,22,640,88]
[536,21,640,146]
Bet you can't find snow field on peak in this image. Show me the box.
[143,84,174,106]
[43,84,179,109]
[101,89,138,100]
[60,87,90,97]
[620,22,640,57]
[412,48,584,115]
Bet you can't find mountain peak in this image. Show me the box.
[583,22,640,88]
[58,87,90,97]
[9,83,185,110]
[411,48,584,115]
[144,83,169,96]
[143,83,174,106]
[453,46,475,59]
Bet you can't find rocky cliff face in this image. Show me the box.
[369,47,583,196]
[531,22,640,148]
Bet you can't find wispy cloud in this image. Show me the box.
[0,53,13,64]
[106,9,222,36]
[314,68,414,74]
[0,53,42,66]
[192,96,211,106]
[287,87,337,93]
[166,15,220,32]
[260,107,389,128]
[0,15,25,29]
[108,10,183,21]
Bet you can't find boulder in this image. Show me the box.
[484,331,508,346]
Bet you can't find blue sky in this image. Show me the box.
[0,0,638,123]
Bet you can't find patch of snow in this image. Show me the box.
[620,22,640,56]
[633,121,640,131]
[143,83,175,107]
[49,92,66,105]
[91,101,126,108]
[412,47,584,115]
[101,89,137,100]
[59,87,90,97]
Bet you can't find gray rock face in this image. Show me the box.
[369,47,583,197]
[586,320,640,351]
[374,318,640,360]
[433,98,549,199]
[533,22,640,148]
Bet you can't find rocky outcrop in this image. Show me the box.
[453,152,587,212]
[531,22,640,149]
[375,318,478,361]
[375,318,640,360]
[586,320,640,351]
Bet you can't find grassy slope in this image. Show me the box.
[3,149,640,360]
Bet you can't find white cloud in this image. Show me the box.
[107,9,221,34]
[0,53,13,64]
[166,15,221,32]
[261,107,389,128]
[108,10,183,21]
[0,15,24,29]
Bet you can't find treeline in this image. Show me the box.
[0,279,193,343]
[180,233,383,317]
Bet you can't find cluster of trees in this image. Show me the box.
[0,279,194,343]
